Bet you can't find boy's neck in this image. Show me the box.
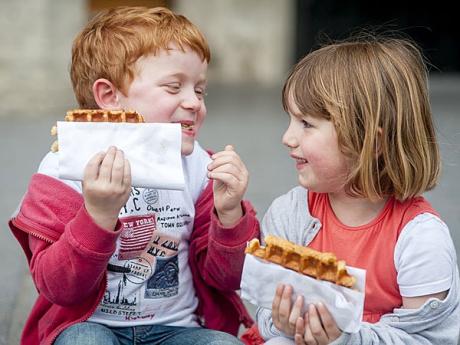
[327,191,388,227]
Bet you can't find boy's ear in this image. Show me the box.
[92,78,120,109]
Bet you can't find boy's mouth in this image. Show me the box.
[181,123,194,130]
[176,120,195,137]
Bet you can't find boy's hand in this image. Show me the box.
[294,303,341,345]
[272,284,305,337]
[207,145,248,227]
[83,146,131,231]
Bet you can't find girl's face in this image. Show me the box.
[282,98,350,194]
[117,45,208,156]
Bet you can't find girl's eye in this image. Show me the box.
[301,119,313,128]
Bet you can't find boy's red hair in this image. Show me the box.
[71,6,210,108]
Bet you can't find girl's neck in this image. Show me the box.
[328,191,388,227]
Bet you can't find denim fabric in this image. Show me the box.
[54,322,244,345]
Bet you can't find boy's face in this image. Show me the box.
[117,45,208,156]
[282,97,349,194]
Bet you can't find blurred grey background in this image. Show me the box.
[0,0,459,344]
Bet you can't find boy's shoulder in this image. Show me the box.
[37,152,82,192]
[37,151,59,177]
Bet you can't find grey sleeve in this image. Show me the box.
[259,186,314,244]
[330,267,460,345]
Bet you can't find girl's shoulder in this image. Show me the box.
[265,186,310,223]
[262,187,319,245]
[395,212,457,296]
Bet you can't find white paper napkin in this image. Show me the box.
[57,121,185,190]
[241,254,366,333]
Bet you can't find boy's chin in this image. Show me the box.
[181,142,195,156]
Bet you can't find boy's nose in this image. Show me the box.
[181,91,202,112]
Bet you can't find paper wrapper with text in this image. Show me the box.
[241,254,366,333]
[57,121,185,190]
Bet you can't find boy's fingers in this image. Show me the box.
[208,154,246,173]
[84,151,105,181]
[111,149,125,184]
[211,146,239,161]
[208,172,239,186]
[123,159,131,187]
[99,146,117,181]
[208,164,243,182]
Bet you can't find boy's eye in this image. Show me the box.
[165,83,181,93]
[195,88,207,99]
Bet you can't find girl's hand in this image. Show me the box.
[272,284,305,337]
[83,146,132,231]
[294,303,342,345]
[207,145,249,227]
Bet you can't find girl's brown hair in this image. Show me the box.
[282,34,440,201]
[71,6,210,108]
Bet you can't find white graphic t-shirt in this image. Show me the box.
[37,142,212,327]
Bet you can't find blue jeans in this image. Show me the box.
[54,322,244,345]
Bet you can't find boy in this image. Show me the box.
[9,6,259,345]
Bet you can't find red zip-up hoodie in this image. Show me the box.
[9,173,259,344]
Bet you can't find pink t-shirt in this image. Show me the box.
[307,192,437,323]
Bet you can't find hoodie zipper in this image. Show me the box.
[11,217,56,243]
[12,216,109,345]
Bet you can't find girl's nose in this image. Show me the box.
[282,122,298,148]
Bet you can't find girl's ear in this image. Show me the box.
[92,78,120,109]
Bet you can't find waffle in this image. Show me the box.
[50,109,145,152]
[245,235,356,288]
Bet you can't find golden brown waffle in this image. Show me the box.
[50,109,145,152]
[245,235,356,288]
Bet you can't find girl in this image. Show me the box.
[245,35,460,344]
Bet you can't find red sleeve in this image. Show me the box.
[11,174,122,306]
[28,206,122,306]
[193,180,260,291]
